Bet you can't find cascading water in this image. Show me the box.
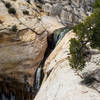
[34,26,71,94]
[34,59,45,94]
[0,91,15,100]
[34,66,42,92]
[0,80,33,100]
[53,27,71,46]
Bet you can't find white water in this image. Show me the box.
[1,92,15,100]
[35,67,42,91]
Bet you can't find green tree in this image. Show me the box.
[8,7,16,15]
[5,2,11,8]
[94,0,100,8]
[69,38,87,70]
[69,0,100,71]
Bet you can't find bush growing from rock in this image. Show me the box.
[5,2,11,8]
[69,0,100,71]
[11,25,18,32]
[23,10,29,15]
[69,38,87,70]
[8,7,16,15]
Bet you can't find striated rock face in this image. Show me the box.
[35,30,100,100]
[0,1,48,98]
[42,0,96,25]
[0,30,47,86]
[0,0,47,83]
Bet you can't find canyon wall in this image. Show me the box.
[0,0,64,98]
[42,0,96,25]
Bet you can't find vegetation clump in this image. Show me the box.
[69,0,100,71]
[11,25,18,32]
[23,10,29,15]
[5,2,11,8]
[69,38,88,70]
[8,7,16,15]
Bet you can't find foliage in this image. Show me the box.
[23,10,29,15]
[8,7,16,15]
[69,38,87,70]
[94,0,100,8]
[5,2,11,8]
[11,25,17,32]
[69,0,100,71]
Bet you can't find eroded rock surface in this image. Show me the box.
[0,0,47,85]
[42,0,96,25]
[0,0,65,99]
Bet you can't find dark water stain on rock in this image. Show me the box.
[0,75,34,100]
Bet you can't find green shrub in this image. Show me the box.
[94,0,100,8]
[69,38,87,70]
[8,7,16,15]
[5,2,11,8]
[69,0,100,71]
[11,25,17,32]
[23,10,29,15]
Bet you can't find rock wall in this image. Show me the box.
[0,0,64,98]
[0,0,47,85]
[0,1,48,98]
[42,0,96,25]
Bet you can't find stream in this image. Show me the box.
[34,27,71,94]
[0,27,71,100]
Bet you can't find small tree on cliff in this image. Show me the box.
[69,0,100,71]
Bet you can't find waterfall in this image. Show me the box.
[1,92,8,100]
[10,92,15,100]
[0,81,32,100]
[35,66,42,91]
[53,27,71,46]
[0,91,15,100]
[34,61,44,94]
[34,26,71,94]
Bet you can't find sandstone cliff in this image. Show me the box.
[0,0,64,99]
